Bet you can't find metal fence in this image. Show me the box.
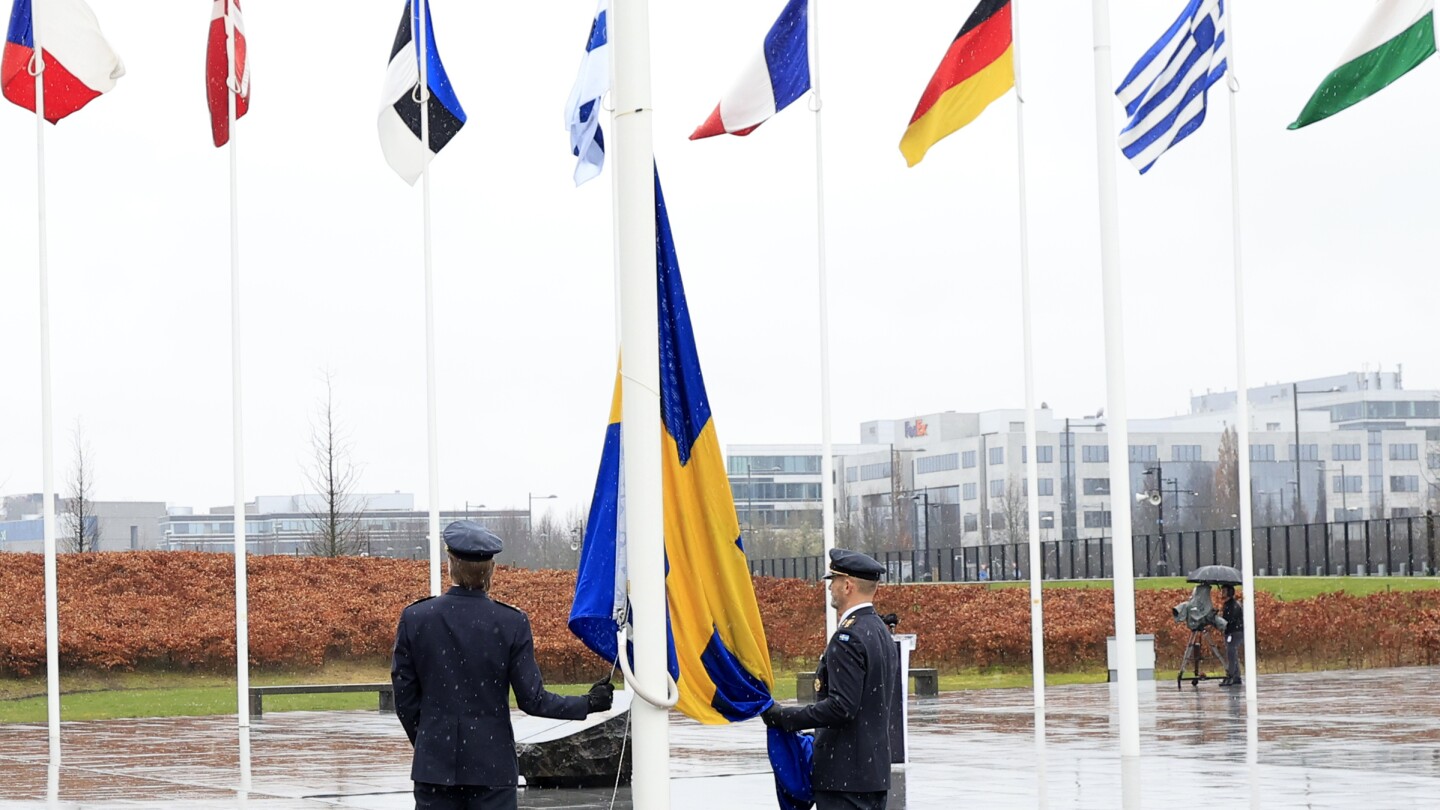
[748,516,1440,583]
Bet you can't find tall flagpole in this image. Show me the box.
[29,0,61,760]
[807,0,838,640]
[417,0,442,596]
[1012,0,1046,711]
[1224,4,1259,766]
[1089,0,1140,759]
[612,0,668,805]
[225,0,252,729]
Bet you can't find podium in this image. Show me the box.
[890,633,917,766]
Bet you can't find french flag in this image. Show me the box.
[2,0,124,123]
[690,0,810,139]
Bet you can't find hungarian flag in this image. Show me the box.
[206,0,250,147]
[2,0,124,122]
[899,0,1014,167]
[1289,0,1435,130]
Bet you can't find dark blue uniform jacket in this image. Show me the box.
[771,604,896,794]
[391,587,589,786]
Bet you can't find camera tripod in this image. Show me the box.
[1176,626,1226,690]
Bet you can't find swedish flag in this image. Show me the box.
[569,170,776,725]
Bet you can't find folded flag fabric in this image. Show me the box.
[207,0,250,148]
[565,0,610,186]
[899,0,1014,167]
[378,0,466,185]
[1115,0,1228,174]
[2,0,124,122]
[1289,0,1435,130]
[571,167,805,809]
[690,0,809,139]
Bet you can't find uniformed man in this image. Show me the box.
[761,548,897,810]
[391,520,615,810]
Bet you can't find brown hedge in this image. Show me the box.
[1,553,1436,680]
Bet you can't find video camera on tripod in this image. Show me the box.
[1171,583,1228,633]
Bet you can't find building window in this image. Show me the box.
[1129,445,1158,462]
[962,483,977,501]
[1288,444,1319,461]
[860,462,891,481]
[1430,453,1440,470]
[1392,507,1421,518]
[916,453,959,474]
[1039,511,1055,529]
[1082,478,1110,495]
[1390,475,1420,493]
[989,447,1004,465]
[991,512,1007,530]
[1035,445,1054,464]
[1083,510,1112,529]
[1082,445,1108,463]
[1038,478,1054,496]
[989,479,1006,498]
[1389,443,1419,461]
[1266,422,1282,431]
[1171,445,1202,462]
[1334,507,1363,521]
[845,467,858,482]
[1332,475,1363,493]
[963,513,978,532]
[1332,443,1362,461]
[962,450,977,469]
[1249,444,1275,462]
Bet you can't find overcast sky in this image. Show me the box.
[0,0,1435,522]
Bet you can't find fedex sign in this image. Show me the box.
[904,418,928,438]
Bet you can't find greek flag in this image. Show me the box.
[564,0,609,186]
[1115,0,1228,174]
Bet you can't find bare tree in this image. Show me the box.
[998,475,1029,545]
[305,373,367,557]
[1213,425,1241,529]
[62,422,100,553]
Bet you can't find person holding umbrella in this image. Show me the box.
[1219,584,1244,687]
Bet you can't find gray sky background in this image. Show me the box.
[0,0,1435,521]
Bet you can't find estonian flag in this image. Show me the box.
[2,0,124,122]
[378,0,466,185]
[206,0,249,148]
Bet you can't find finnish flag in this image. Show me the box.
[1115,0,1228,174]
[565,0,610,186]
[378,0,466,185]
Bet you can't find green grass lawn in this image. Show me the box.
[983,575,1440,601]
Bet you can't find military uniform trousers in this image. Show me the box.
[816,789,888,810]
[413,782,516,810]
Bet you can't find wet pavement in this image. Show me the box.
[1,666,1437,808]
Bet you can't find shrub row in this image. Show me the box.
[1,553,1436,681]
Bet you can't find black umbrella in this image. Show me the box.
[1186,564,1242,585]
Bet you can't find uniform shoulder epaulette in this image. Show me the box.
[407,595,436,607]
[492,598,524,614]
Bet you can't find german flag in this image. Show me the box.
[899,0,1015,167]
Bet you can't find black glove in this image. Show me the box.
[586,679,615,713]
[760,704,784,729]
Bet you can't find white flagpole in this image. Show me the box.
[807,0,838,640]
[417,0,442,596]
[224,0,251,729]
[1089,0,1140,759]
[612,0,668,805]
[29,0,61,760]
[1012,0,1046,711]
[1223,4,1259,765]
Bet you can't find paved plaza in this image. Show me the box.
[1,667,1437,808]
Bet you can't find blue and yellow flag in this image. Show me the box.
[570,169,776,724]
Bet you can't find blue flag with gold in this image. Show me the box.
[570,169,812,809]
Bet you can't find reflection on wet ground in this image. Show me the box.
[0,667,1436,808]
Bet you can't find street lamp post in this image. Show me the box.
[910,490,939,579]
[528,492,557,566]
[1139,464,1198,574]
